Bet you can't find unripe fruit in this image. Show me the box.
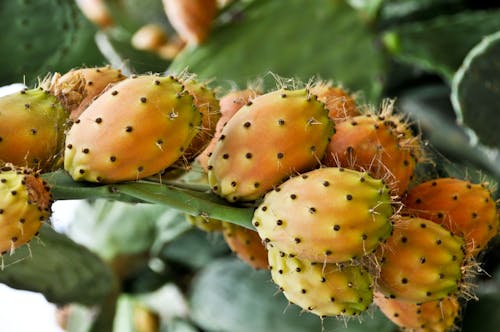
[268,247,373,317]
[0,165,52,256]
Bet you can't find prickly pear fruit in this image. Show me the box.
[132,24,169,52]
[197,89,259,171]
[222,222,268,270]
[163,0,217,45]
[0,165,52,256]
[75,0,113,28]
[404,178,499,257]
[179,77,221,160]
[374,292,460,332]
[268,247,373,317]
[208,88,334,202]
[323,107,422,195]
[0,88,68,171]
[310,81,359,121]
[253,167,393,263]
[51,66,126,120]
[376,216,466,303]
[186,213,223,232]
[64,75,201,183]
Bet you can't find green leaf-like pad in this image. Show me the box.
[0,225,114,305]
[170,0,386,101]
[383,10,500,79]
[451,30,500,148]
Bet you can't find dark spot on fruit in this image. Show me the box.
[294,238,301,243]
[278,119,285,125]
[333,225,340,231]
[231,181,237,187]
[110,156,116,162]
[309,207,316,214]
[301,289,306,294]
[472,212,478,218]
[222,153,229,159]
[330,297,335,302]
[296,267,301,272]
[290,194,297,200]
[362,234,368,240]
[111,90,118,96]
[243,121,251,128]
[323,181,330,187]
[253,221,260,227]
[30,128,37,135]
[452,194,458,200]
[437,212,444,219]
[137,166,144,172]
[11,237,18,242]
[245,152,252,159]
[325,250,332,256]
[261,206,267,211]
[254,182,260,188]
[140,97,147,103]
[276,220,283,226]
[420,257,426,264]
[277,152,284,159]
[402,278,408,284]
[154,80,160,85]
[79,169,85,174]
[420,223,426,228]
[415,198,422,204]
[426,291,432,297]
[401,237,407,243]
[436,239,442,245]
[82,148,90,154]
[67,144,73,149]
[11,190,17,195]
[346,194,353,201]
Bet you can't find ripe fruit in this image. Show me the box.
[0,88,69,171]
[163,0,217,45]
[268,247,373,317]
[310,81,359,121]
[374,292,460,332]
[208,88,333,202]
[64,75,201,183]
[222,222,268,270]
[323,110,422,195]
[197,89,259,172]
[0,165,52,256]
[376,216,466,303]
[404,178,499,257]
[50,66,126,120]
[253,167,393,263]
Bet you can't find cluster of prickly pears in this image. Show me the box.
[199,78,498,330]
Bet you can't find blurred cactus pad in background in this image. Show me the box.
[1,0,500,331]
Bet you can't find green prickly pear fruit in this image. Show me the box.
[186,213,223,232]
[253,167,393,263]
[310,81,359,121]
[0,87,69,171]
[208,88,334,202]
[404,178,499,257]
[268,247,373,317]
[0,164,52,257]
[197,89,259,172]
[323,104,423,195]
[222,222,269,270]
[374,292,460,332]
[50,66,126,120]
[376,216,467,303]
[64,75,201,183]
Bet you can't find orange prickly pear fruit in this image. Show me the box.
[404,178,499,257]
[310,81,359,121]
[222,222,268,270]
[64,75,201,183]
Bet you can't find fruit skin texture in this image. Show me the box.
[222,222,268,270]
[268,247,373,317]
[0,88,68,171]
[55,66,126,120]
[374,292,460,332]
[376,216,466,303]
[197,89,259,172]
[310,81,359,121]
[323,113,421,195]
[0,165,52,255]
[179,78,221,160]
[253,167,393,263]
[64,75,201,183]
[404,178,499,257]
[208,88,334,202]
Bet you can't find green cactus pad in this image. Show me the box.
[0,0,105,85]
[0,225,114,306]
[451,30,500,149]
[170,0,386,101]
[382,9,500,79]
